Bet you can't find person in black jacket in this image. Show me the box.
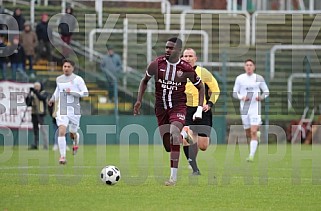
[13,8,25,31]
[26,82,49,150]
[0,36,7,80]
[58,7,76,57]
[36,13,52,61]
[9,36,28,81]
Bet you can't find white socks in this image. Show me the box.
[170,168,178,181]
[58,136,66,157]
[249,140,258,157]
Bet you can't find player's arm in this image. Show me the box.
[133,61,156,115]
[203,68,220,110]
[233,77,248,101]
[68,77,89,98]
[256,77,270,101]
[190,72,205,120]
[49,85,59,106]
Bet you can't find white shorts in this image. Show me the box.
[56,114,80,133]
[241,114,261,129]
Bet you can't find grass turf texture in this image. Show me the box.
[1,145,321,210]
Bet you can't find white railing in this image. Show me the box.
[251,10,321,45]
[61,0,87,13]
[96,0,171,29]
[196,62,243,68]
[180,10,251,45]
[89,29,209,65]
[287,73,321,110]
[270,44,321,79]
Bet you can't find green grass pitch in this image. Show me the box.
[1,144,321,210]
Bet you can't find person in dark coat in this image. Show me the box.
[13,8,25,31]
[36,13,52,61]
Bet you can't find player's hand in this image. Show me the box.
[193,106,203,121]
[202,104,211,112]
[48,99,54,107]
[256,96,262,101]
[133,101,141,116]
[242,96,250,101]
[65,88,71,94]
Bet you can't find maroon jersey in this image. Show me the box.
[146,56,201,109]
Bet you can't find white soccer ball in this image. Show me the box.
[100,165,121,185]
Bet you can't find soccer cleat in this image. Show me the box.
[59,157,67,165]
[164,178,176,186]
[72,145,79,155]
[246,155,254,162]
[72,133,79,155]
[191,170,201,176]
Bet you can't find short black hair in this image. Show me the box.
[62,59,75,67]
[245,58,255,65]
[167,37,183,49]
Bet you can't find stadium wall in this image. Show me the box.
[0,115,226,146]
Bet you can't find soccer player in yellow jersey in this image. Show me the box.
[181,48,220,175]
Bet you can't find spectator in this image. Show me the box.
[58,7,76,57]
[8,36,28,81]
[100,45,123,100]
[100,45,122,74]
[13,8,25,31]
[26,82,49,150]
[36,13,52,62]
[20,21,38,79]
[0,36,7,80]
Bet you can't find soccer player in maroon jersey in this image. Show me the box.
[134,37,205,186]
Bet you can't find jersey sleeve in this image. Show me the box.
[51,81,59,101]
[233,76,242,100]
[259,76,270,99]
[68,77,89,98]
[202,68,220,104]
[145,60,158,77]
[186,66,201,86]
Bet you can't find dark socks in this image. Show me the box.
[183,143,199,172]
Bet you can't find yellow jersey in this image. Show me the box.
[185,66,220,107]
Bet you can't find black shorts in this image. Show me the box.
[185,106,212,137]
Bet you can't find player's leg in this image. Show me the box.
[56,115,69,164]
[246,115,261,162]
[155,107,171,152]
[165,106,186,186]
[69,115,80,155]
[165,120,184,186]
[181,107,196,171]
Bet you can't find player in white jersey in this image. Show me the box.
[48,59,88,164]
[233,59,269,162]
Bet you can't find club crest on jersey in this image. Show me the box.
[177,70,183,77]
[177,113,185,120]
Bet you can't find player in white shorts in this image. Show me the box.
[48,59,88,164]
[233,59,269,162]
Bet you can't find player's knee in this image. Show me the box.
[198,138,209,151]
[69,133,74,139]
[171,133,181,145]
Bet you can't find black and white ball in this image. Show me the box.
[100,165,121,185]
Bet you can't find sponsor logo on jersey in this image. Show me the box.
[158,79,182,91]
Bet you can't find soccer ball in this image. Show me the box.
[100,165,121,185]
